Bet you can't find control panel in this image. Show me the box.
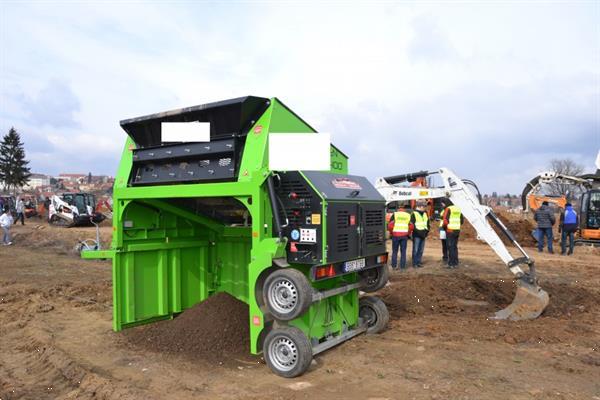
[300,228,317,243]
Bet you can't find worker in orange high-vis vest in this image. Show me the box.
[388,204,414,270]
[441,204,464,268]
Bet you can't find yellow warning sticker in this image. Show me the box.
[311,214,321,225]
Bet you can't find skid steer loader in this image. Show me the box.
[375,167,550,321]
[49,193,105,227]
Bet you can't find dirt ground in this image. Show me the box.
[1,221,599,400]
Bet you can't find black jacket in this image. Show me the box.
[534,205,555,229]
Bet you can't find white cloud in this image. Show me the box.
[0,1,598,192]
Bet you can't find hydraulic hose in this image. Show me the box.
[266,174,284,240]
[382,170,431,185]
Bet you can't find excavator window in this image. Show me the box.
[587,192,600,229]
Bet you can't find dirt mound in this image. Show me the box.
[10,224,112,254]
[381,273,599,319]
[122,292,255,365]
[444,212,537,247]
[496,211,538,247]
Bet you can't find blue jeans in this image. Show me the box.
[391,236,408,269]
[537,227,553,252]
[2,226,10,244]
[412,236,426,266]
[446,232,460,266]
[561,230,575,254]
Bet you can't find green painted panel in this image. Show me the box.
[330,145,349,174]
[132,251,161,321]
[216,238,251,303]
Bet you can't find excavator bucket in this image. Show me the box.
[491,280,550,320]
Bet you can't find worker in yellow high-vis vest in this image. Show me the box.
[387,204,413,270]
[410,201,430,268]
[441,204,464,268]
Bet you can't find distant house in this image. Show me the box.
[58,173,87,184]
[24,173,51,190]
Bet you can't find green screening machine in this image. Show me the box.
[83,96,389,377]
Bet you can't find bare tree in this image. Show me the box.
[546,158,584,197]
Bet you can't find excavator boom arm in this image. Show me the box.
[375,167,549,320]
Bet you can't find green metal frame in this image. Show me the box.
[84,98,363,354]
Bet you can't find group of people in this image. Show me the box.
[0,198,27,246]
[388,200,464,270]
[534,200,579,255]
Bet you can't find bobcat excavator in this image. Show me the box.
[375,167,549,321]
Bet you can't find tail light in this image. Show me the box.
[315,264,336,279]
[376,254,388,264]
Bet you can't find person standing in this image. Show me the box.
[15,198,25,225]
[441,204,464,268]
[438,201,448,264]
[1,208,14,245]
[559,203,578,255]
[411,202,430,268]
[44,196,51,218]
[534,201,555,253]
[388,204,413,271]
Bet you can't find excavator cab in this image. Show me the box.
[578,189,600,245]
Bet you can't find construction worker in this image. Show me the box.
[559,203,578,255]
[388,204,413,271]
[441,203,464,268]
[15,198,25,225]
[438,201,448,264]
[411,201,430,268]
[534,201,555,253]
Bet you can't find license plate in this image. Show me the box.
[343,258,366,273]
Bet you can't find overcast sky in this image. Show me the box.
[1,1,599,193]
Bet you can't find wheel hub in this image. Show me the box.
[269,337,298,371]
[268,279,298,314]
[364,269,379,285]
[360,304,377,326]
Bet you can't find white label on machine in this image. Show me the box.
[300,228,317,243]
[161,122,210,142]
[268,133,330,171]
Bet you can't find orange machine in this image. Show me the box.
[579,188,600,244]
[526,194,567,212]
[521,169,600,246]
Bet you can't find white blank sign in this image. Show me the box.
[161,122,210,142]
[269,133,331,171]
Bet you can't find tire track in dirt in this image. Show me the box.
[1,325,145,400]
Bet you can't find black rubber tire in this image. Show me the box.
[359,296,390,334]
[359,265,389,293]
[263,268,313,321]
[263,327,313,378]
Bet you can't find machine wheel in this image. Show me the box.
[263,327,313,378]
[359,296,389,334]
[359,265,389,293]
[263,268,313,321]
